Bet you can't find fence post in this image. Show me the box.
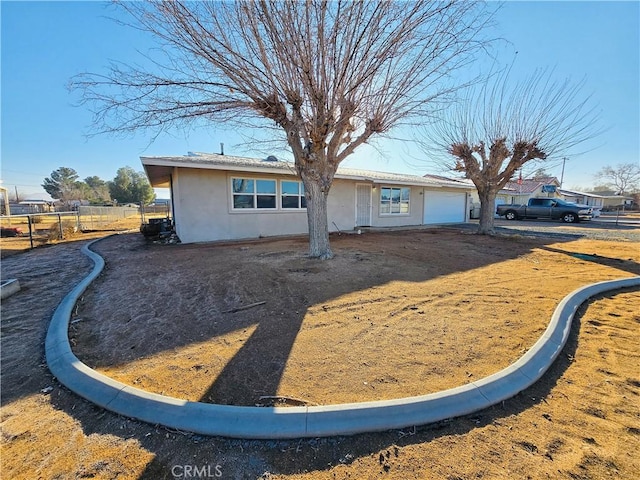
[27,215,34,249]
[58,214,63,239]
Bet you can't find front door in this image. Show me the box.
[355,184,372,227]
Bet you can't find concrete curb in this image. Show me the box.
[1,278,21,299]
[45,238,640,439]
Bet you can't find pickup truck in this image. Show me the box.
[496,198,592,223]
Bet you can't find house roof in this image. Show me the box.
[141,152,474,190]
[502,176,560,195]
[587,190,634,199]
[559,189,605,199]
[19,200,54,205]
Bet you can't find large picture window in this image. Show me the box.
[232,178,276,209]
[281,181,306,209]
[380,187,410,214]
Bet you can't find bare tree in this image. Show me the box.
[423,66,601,234]
[72,0,493,258]
[594,163,640,195]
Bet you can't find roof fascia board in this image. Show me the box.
[141,157,474,189]
[142,157,297,177]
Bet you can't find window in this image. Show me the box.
[380,187,410,214]
[232,178,276,209]
[281,181,306,209]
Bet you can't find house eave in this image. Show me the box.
[141,154,475,190]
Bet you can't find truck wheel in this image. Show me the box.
[505,210,518,221]
[562,212,578,223]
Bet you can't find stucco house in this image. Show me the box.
[141,152,473,244]
[558,189,605,216]
[586,190,634,210]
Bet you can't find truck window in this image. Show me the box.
[530,198,553,207]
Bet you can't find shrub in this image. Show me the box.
[48,220,78,241]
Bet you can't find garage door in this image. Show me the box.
[423,191,467,224]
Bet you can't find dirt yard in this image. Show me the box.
[1,227,639,479]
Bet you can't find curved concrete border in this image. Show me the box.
[45,238,640,439]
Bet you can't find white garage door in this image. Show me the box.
[423,191,467,224]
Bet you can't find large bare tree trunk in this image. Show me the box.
[477,188,497,235]
[304,180,332,259]
[298,164,335,259]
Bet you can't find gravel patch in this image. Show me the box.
[460,220,640,243]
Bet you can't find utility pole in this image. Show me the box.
[560,157,567,188]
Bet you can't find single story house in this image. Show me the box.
[141,152,474,244]
[586,190,634,210]
[558,189,605,208]
[9,200,56,215]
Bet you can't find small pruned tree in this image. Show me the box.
[594,163,640,195]
[72,0,495,258]
[424,66,601,234]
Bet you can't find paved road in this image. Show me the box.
[464,218,640,243]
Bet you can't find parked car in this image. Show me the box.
[496,198,592,223]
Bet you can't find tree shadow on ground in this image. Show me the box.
[64,230,576,407]
[539,246,640,276]
[3,230,634,478]
[50,287,638,479]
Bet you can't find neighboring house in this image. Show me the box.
[467,176,562,218]
[500,176,561,203]
[558,189,604,217]
[10,200,56,214]
[141,152,474,244]
[587,190,634,210]
[558,189,605,208]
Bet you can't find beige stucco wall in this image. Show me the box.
[171,167,469,243]
[370,185,425,228]
[172,168,314,243]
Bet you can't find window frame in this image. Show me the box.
[230,177,277,211]
[379,186,411,216]
[280,180,307,210]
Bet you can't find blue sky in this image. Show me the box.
[1,1,638,199]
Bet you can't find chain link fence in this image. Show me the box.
[1,205,171,253]
[0,212,81,249]
[78,206,140,231]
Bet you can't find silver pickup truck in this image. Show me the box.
[496,198,593,223]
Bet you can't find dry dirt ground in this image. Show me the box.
[1,227,639,479]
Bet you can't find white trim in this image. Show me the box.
[379,186,411,216]
[229,176,278,212]
[355,183,373,227]
[226,175,308,214]
[280,180,307,211]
